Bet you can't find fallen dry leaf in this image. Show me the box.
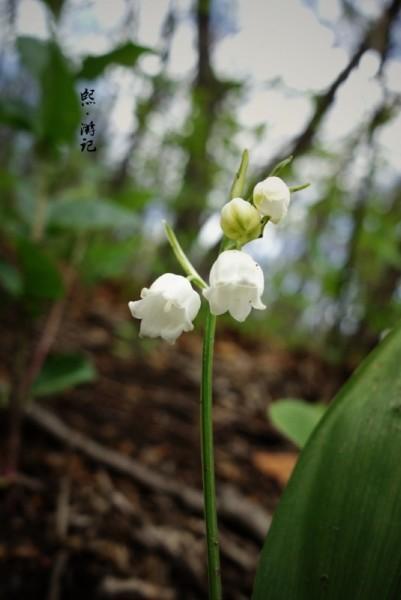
[252,451,299,487]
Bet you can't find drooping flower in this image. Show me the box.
[253,176,290,224]
[203,250,266,322]
[129,273,201,344]
[220,197,261,245]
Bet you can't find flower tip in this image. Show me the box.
[253,176,290,223]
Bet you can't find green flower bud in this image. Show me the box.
[220,197,262,245]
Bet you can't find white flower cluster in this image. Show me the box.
[220,175,290,244]
[129,175,291,343]
[129,249,265,343]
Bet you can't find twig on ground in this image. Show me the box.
[47,473,71,600]
[27,401,271,543]
[95,469,257,575]
[99,576,175,599]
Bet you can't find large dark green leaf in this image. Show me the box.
[32,353,96,397]
[18,239,64,300]
[77,42,155,79]
[253,322,401,599]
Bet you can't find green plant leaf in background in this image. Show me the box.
[0,259,23,297]
[77,42,155,79]
[47,197,138,231]
[0,99,35,132]
[17,36,49,79]
[18,239,64,300]
[17,37,80,144]
[32,353,96,397]
[40,0,65,19]
[268,398,326,448]
[81,238,137,283]
[253,322,401,599]
[38,41,80,144]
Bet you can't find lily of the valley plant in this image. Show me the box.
[129,151,308,599]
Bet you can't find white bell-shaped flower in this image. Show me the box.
[203,250,266,322]
[253,176,290,223]
[129,273,201,344]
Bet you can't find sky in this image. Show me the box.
[12,0,401,167]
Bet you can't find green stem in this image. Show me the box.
[201,308,222,599]
[164,221,207,290]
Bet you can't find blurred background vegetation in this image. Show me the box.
[1,1,401,597]
[2,0,401,369]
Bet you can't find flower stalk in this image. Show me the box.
[164,221,206,290]
[201,307,222,600]
[128,149,310,599]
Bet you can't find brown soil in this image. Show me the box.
[0,289,346,599]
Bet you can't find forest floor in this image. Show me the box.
[0,286,348,599]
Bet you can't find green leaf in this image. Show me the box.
[0,99,34,132]
[253,322,401,599]
[115,188,153,211]
[39,0,65,18]
[78,42,155,79]
[0,259,23,297]
[32,353,96,397]
[17,37,80,144]
[81,238,137,283]
[18,239,64,300]
[47,198,137,231]
[17,36,49,78]
[269,399,326,448]
[38,41,80,144]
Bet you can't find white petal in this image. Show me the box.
[204,251,266,322]
[203,286,230,316]
[150,273,196,306]
[253,176,290,222]
[128,273,201,342]
[128,300,145,318]
[185,290,202,321]
[227,288,253,322]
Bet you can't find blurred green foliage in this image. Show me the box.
[268,398,326,448]
[31,353,96,397]
[0,0,401,377]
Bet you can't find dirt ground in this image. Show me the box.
[0,287,347,599]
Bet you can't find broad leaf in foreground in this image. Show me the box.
[253,323,401,599]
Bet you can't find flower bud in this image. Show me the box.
[220,197,261,244]
[253,176,290,224]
